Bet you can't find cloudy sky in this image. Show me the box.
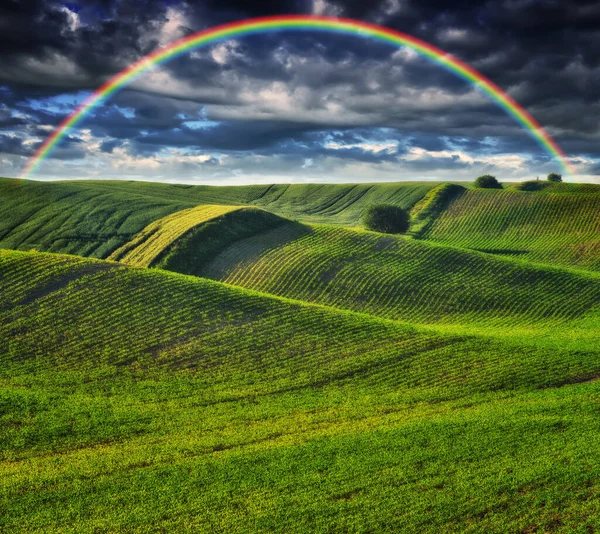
[1,0,599,184]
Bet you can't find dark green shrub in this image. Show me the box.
[514,181,549,192]
[363,204,410,234]
[474,175,502,189]
[547,172,563,183]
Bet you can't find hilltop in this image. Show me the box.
[0,178,436,258]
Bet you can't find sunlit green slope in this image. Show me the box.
[109,204,289,276]
[189,224,600,344]
[7,248,597,396]
[422,186,600,271]
[2,249,600,533]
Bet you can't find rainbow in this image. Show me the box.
[21,15,574,178]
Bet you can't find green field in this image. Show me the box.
[0,178,436,259]
[2,177,600,533]
[423,186,600,270]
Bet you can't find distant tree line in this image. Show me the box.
[474,173,562,189]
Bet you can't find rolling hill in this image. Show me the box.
[2,177,600,533]
[0,178,436,259]
[197,224,600,336]
[422,185,600,271]
[2,249,600,533]
[110,204,289,276]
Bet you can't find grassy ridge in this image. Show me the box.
[110,204,289,277]
[410,183,466,237]
[246,182,437,225]
[109,204,243,266]
[424,187,600,270]
[151,208,291,276]
[2,249,600,532]
[56,180,436,226]
[0,178,436,259]
[200,224,600,338]
[0,178,194,259]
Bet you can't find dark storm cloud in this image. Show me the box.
[130,120,315,152]
[0,0,598,178]
[402,153,473,172]
[99,138,120,153]
[120,120,408,164]
[0,131,84,160]
[0,0,173,89]
[0,134,29,156]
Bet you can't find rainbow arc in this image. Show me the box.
[21,15,574,178]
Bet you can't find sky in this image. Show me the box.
[1,0,599,184]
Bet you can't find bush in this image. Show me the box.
[547,172,563,183]
[514,181,549,192]
[363,204,410,234]
[474,175,502,189]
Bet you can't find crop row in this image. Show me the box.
[108,204,242,266]
[425,189,600,270]
[201,225,600,330]
[2,250,599,403]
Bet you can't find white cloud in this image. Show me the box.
[405,146,529,171]
[437,28,469,44]
[58,6,81,32]
[312,0,343,16]
[372,0,405,23]
[158,7,190,46]
[324,140,399,154]
[210,41,243,65]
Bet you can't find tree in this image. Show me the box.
[474,175,502,189]
[363,204,410,234]
[547,172,563,182]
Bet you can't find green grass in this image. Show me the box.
[111,204,289,277]
[0,178,194,259]
[423,186,600,271]
[109,204,245,266]
[410,183,466,237]
[0,178,437,260]
[3,177,600,532]
[197,224,600,343]
[1,249,600,533]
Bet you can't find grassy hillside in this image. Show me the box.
[110,204,289,276]
[422,187,600,271]
[109,204,241,265]
[3,178,600,532]
[196,224,600,342]
[57,179,437,226]
[0,178,436,259]
[2,249,600,532]
[0,178,195,259]
[245,182,437,225]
